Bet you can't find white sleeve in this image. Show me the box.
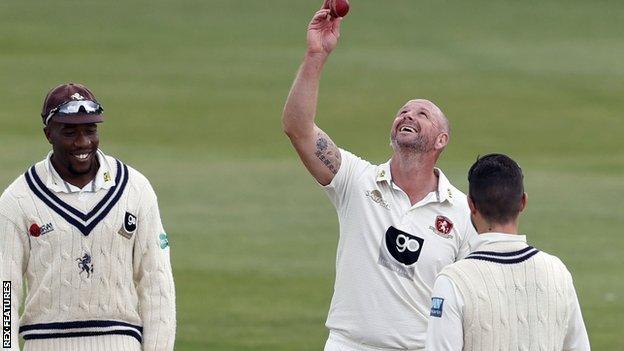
[0,209,29,351]
[133,183,176,351]
[322,149,372,210]
[563,278,590,351]
[456,215,478,260]
[426,275,464,351]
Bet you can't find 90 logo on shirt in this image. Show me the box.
[396,234,421,253]
[385,226,425,265]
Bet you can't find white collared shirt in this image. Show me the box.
[322,149,477,350]
[426,232,591,351]
[45,149,115,197]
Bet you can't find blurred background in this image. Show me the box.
[1,0,622,349]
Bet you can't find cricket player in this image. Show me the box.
[0,83,176,351]
[282,7,477,350]
[426,154,590,351]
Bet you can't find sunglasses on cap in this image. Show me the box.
[44,100,104,125]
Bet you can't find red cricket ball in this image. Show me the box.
[324,0,350,18]
[29,223,41,237]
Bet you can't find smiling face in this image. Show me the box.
[390,99,449,155]
[44,121,100,185]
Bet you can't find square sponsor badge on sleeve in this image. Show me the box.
[430,297,444,318]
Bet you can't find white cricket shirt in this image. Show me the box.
[426,233,591,351]
[323,149,477,350]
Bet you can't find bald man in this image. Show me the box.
[282,7,477,351]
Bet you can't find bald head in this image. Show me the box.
[405,99,450,136]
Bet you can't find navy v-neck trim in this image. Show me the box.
[25,160,129,236]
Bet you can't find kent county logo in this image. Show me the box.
[76,253,94,278]
[429,215,454,239]
[365,189,390,209]
[28,222,55,237]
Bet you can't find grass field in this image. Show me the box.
[1,0,623,349]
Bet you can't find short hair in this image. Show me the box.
[468,153,524,224]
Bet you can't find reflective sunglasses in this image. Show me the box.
[45,100,104,125]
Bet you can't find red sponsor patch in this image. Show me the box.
[29,223,41,237]
[435,216,453,235]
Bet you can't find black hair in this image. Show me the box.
[468,153,524,224]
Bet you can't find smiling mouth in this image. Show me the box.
[399,125,417,133]
[72,152,92,161]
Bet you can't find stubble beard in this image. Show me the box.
[68,163,93,176]
[391,133,433,154]
[67,157,98,177]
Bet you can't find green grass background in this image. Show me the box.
[1,0,622,349]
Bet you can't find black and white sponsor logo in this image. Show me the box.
[39,222,54,236]
[118,212,137,239]
[124,212,137,232]
[3,281,10,348]
[378,226,425,280]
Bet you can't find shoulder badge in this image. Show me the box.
[430,297,444,317]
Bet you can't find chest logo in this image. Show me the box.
[378,226,425,280]
[385,226,425,265]
[365,189,390,209]
[429,215,454,239]
[76,253,94,278]
[29,222,55,237]
[118,212,137,239]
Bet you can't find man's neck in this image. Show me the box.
[51,156,99,190]
[390,150,438,205]
[477,221,519,235]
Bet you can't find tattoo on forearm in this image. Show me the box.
[314,132,341,174]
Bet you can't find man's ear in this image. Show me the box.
[519,192,528,213]
[468,195,477,215]
[434,132,449,150]
[43,126,53,144]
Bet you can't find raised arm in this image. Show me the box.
[282,8,343,186]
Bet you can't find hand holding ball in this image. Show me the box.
[324,0,350,18]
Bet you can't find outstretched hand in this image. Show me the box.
[307,9,342,56]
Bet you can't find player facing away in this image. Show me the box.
[0,83,176,351]
[426,154,590,351]
[282,6,478,351]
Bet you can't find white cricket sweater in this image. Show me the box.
[0,151,176,351]
[439,239,586,351]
